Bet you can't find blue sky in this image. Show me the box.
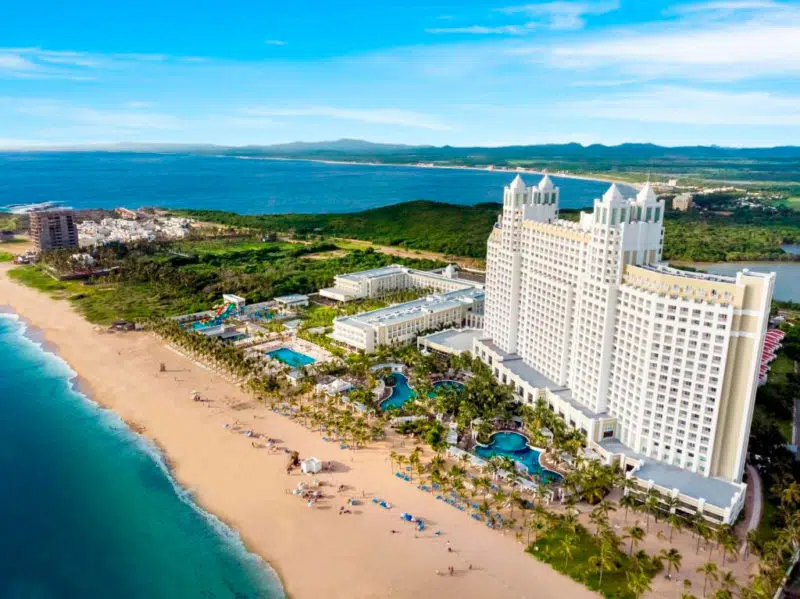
[1,0,798,148]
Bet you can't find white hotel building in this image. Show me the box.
[327,265,484,352]
[475,175,775,524]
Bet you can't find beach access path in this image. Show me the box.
[0,263,595,599]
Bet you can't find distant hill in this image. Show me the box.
[218,141,800,184]
[237,138,428,154]
[223,140,800,161]
[6,139,798,185]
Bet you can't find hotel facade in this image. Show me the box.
[328,265,484,352]
[475,175,775,524]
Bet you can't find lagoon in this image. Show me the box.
[699,262,800,302]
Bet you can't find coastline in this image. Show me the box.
[0,263,596,599]
[224,154,637,188]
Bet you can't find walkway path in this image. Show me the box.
[740,463,763,556]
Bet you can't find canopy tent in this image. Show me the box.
[301,457,323,474]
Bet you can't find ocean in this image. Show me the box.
[0,152,624,214]
[0,314,284,599]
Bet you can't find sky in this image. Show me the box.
[1,0,799,148]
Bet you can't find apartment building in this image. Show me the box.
[29,209,79,252]
[475,175,775,524]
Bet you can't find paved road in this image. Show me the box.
[740,463,763,556]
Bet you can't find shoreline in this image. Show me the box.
[0,310,284,596]
[223,154,637,187]
[0,263,596,599]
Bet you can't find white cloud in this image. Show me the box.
[427,0,617,35]
[265,40,287,46]
[426,24,533,35]
[666,0,781,15]
[245,106,452,131]
[530,13,800,80]
[561,86,800,126]
[3,98,185,132]
[125,101,154,109]
[498,1,619,30]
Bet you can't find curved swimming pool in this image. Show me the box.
[379,373,416,410]
[474,431,561,482]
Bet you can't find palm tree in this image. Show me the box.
[624,525,646,556]
[779,481,800,510]
[625,569,652,598]
[589,534,618,587]
[744,529,759,560]
[667,511,684,543]
[620,493,637,522]
[527,517,549,545]
[719,532,738,567]
[718,570,738,595]
[697,561,719,597]
[559,534,577,568]
[644,493,660,532]
[692,515,711,555]
[660,547,683,579]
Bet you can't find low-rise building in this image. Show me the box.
[331,287,484,352]
[274,294,309,309]
[320,263,473,302]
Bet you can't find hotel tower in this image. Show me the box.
[474,175,775,523]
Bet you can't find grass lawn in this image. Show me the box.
[171,237,297,257]
[527,523,659,599]
[8,266,210,325]
[774,196,800,210]
[0,252,14,263]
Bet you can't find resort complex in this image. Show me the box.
[10,174,796,599]
[327,265,485,351]
[475,175,775,524]
[156,176,779,527]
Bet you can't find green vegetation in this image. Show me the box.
[181,201,499,258]
[218,141,800,188]
[664,208,800,262]
[0,251,14,263]
[0,213,19,231]
[749,320,800,551]
[178,199,800,263]
[528,516,660,599]
[10,236,444,324]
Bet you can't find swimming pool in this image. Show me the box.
[474,432,561,482]
[379,373,416,410]
[267,347,316,368]
[429,380,464,397]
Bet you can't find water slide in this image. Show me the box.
[192,302,240,330]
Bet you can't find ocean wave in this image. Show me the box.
[0,313,286,598]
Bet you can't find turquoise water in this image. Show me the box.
[0,314,284,598]
[0,153,623,214]
[267,347,315,367]
[429,380,464,397]
[474,432,562,483]
[380,373,416,410]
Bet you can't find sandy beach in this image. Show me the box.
[228,154,638,187]
[0,263,596,599]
